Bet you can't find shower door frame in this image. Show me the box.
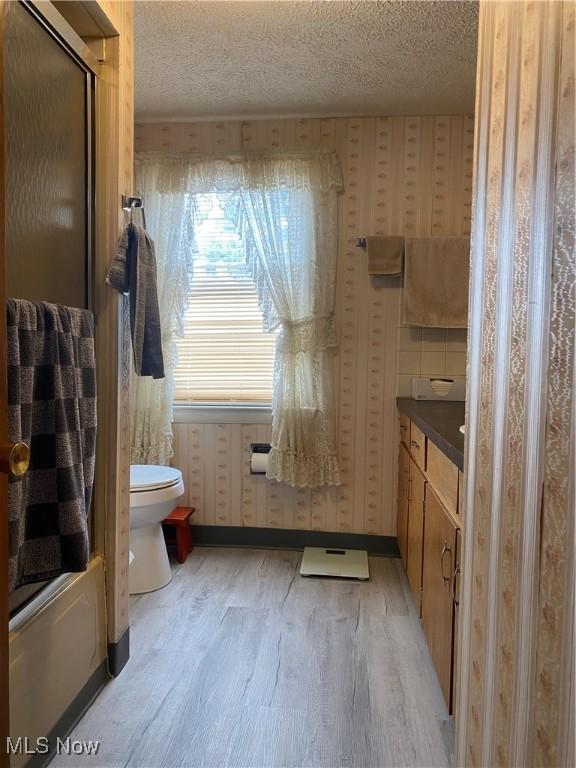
[1,0,134,754]
[1,3,9,762]
[5,0,99,615]
[1,2,110,761]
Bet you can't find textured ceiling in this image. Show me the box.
[135,1,478,122]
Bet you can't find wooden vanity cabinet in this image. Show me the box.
[421,486,458,707]
[396,408,464,714]
[397,442,410,567]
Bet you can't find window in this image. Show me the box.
[173,193,276,403]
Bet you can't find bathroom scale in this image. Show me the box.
[300,547,369,580]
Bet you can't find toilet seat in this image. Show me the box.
[130,465,182,493]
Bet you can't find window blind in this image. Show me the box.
[174,193,275,403]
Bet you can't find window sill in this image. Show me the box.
[173,403,272,425]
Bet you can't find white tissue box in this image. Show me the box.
[411,377,466,401]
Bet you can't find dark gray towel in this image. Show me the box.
[7,299,97,591]
[107,222,165,379]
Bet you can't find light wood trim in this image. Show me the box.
[452,528,462,719]
[89,1,133,646]
[426,439,459,518]
[397,442,410,568]
[52,0,119,38]
[399,413,410,448]
[458,470,465,520]
[0,2,9,760]
[406,458,426,613]
[409,422,426,473]
[421,485,457,707]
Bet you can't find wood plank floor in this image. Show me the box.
[51,548,453,768]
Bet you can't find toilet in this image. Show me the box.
[129,464,184,594]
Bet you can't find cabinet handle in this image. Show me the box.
[411,439,420,449]
[440,542,451,584]
[452,564,461,606]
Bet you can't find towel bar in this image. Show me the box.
[121,194,143,210]
[121,194,146,229]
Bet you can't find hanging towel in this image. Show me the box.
[403,237,470,327]
[7,300,97,592]
[365,235,404,276]
[107,222,165,379]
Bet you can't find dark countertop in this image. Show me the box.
[396,397,465,471]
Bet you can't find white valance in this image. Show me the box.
[135,149,343,195]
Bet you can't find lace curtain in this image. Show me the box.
[239,186,340,486]
[134,149,343,486]
[131,162,195,464]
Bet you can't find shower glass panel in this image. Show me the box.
[4,2,95,615]
[4,1,89,308]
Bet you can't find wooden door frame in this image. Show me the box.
[0,1,9,762]
[86,0,133,673]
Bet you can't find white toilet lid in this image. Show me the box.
[130,465,182,492]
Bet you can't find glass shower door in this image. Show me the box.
[4,0,92,310]
[3,1,95,613]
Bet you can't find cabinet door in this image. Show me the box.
[426,440,459,517]
[399,413,410,448]
[407,458,426,613]
[458,470,465,520]
[421,486,457,707]
[452,528,462,718]
[397,443,410,567]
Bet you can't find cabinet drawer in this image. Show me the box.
[426,440,459,517]
[399,413,410,448]
[409,423,426,472]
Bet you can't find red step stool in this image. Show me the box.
[162,506,195,564]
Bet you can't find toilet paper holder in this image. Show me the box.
[250,443,271,475]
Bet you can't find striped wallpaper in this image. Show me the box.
[456,2,574,765]
[135,115,473,535]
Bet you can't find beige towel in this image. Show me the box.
[403,237,470,327]
[366,236,404,276]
